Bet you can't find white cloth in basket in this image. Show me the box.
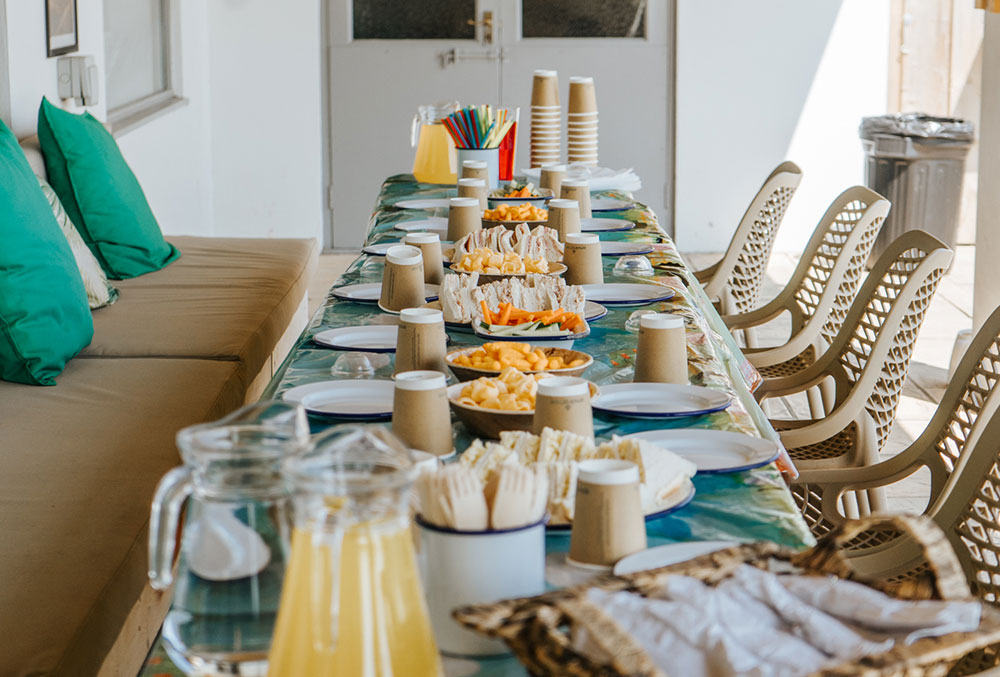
[575,565,980,677]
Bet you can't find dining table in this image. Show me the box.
[141,174,815,677]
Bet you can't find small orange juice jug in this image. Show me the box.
[268,425,442,677]
[412,102,459,184]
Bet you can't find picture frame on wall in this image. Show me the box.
[46,0,79,57]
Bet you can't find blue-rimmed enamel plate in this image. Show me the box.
[548,480,695,532]
[281,380,394,419]
[600,241,654,257]
[393,217,448,232]
[590,198,634,212]
[591,383,732,419]
[581,217,635,233]
[331,282,439,304]
[312,325,399,352]
[581,283,674,306]
[393,198,451,210]
[622,429,780,473]
[613,539,738,575]
[362,242,402,256]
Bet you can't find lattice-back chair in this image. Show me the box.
[757,230,953,511]
[722,186,889,416]
[788,304,1000,541]
[694,161,802,346]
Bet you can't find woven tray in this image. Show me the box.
[453,515,1000,677]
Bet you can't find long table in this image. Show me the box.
[143,176,814,676]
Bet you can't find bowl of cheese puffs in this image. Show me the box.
[446,366,598,438]
[446,342,592,382]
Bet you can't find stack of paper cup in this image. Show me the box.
[531,70,561,168]
[567,76,598,166]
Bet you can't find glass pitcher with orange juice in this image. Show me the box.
[268,425,442,677]
[412,102,459,184]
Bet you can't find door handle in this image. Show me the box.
[467,10,494,44]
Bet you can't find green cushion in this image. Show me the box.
[0,118,93,385]
[37,98,180,279]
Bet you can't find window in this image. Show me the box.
[103,0,181,131]
[521,0,647,38]
[353,0,475,40]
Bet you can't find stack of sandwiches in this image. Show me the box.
[460,427,697,524]
[451,224,564,263]
[439,273,587,324]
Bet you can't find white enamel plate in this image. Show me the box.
[331,282,440,304]
[582,283,674,306]
[362,242,401,256]
[613,540,739,576]
[312,325,399,353]
[590,198,634,212]
[393,217,449,232]
[581,217,635,233]
[394,198,452,210]
[600,241,653,256]
[622,429,781,473]
[282,380,394,419]
[591,383,733,419]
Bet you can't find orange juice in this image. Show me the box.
[413,123,457,184]
[268,519,442,676]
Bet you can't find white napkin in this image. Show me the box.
[520,165,642,192]
[574,565,981,677]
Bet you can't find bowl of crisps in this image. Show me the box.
[446,343,593,382]
[482,202,549,229]
[487,185,554,210]
[448,248,567,284]
[446,367,599,438]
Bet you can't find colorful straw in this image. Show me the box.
[442,105,515,149]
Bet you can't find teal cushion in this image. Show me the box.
[0,118,93,385]
[37,98,180,279]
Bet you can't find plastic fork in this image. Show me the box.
[489,466,534,530]
[445,467,488,531]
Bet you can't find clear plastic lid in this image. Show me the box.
[417,101,460,125]
[285,425,416,495]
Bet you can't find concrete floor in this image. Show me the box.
[310,245,976,516]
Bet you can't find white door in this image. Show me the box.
[327,0,674,249]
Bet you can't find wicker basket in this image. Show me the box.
[453,516,1000,676]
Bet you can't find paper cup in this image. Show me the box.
[457,149,499,188]
[547,199,581,242]
[567,111,599,119]
[568,78,597,114]
[380,245,426,311]
[405,231,445,285]
[461,160,488,184]
[457,177,488,210]
[634,314,688,384]
[447,196,483,241]
[392,370,453,456]
[531,70,560,107]
[533,376,593,437]
[560,180,592,218]
[540,164,566,197]
[395,307,449,374]
[564,233,604,285]
[418,517,546,655]
[568,459,647,569]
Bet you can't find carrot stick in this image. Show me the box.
[499,303,513,325]
[480,300,492,324]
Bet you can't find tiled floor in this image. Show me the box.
[309,244,975,517]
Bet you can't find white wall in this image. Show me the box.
[205,0,323,241]
[675,0,890,253]
[0,0,324,243]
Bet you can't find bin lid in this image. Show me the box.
[860,113,974,143]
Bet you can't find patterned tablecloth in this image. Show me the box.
[141,175,812,677]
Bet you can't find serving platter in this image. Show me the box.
[580,217,635,233]
[331,282,440,304]
[622,429,780,473]
[591,383,733,419]
[590,198,635,212]
[281,380,394,419]
[312,325,399,352]
[581,283,674,306]
[393,198,451,210]
[600,241,654,257]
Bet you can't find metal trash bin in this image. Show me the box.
[860,113,974,265]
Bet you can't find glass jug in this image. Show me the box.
[148,402,310,676]
[412,101,460,184]
[268,425,442,676]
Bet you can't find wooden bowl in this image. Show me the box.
[447,381,599,439]
[481,218,549,231]
[445,346,593,382]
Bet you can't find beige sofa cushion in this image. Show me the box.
[0,357,246,676]
[82,236,317,386]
